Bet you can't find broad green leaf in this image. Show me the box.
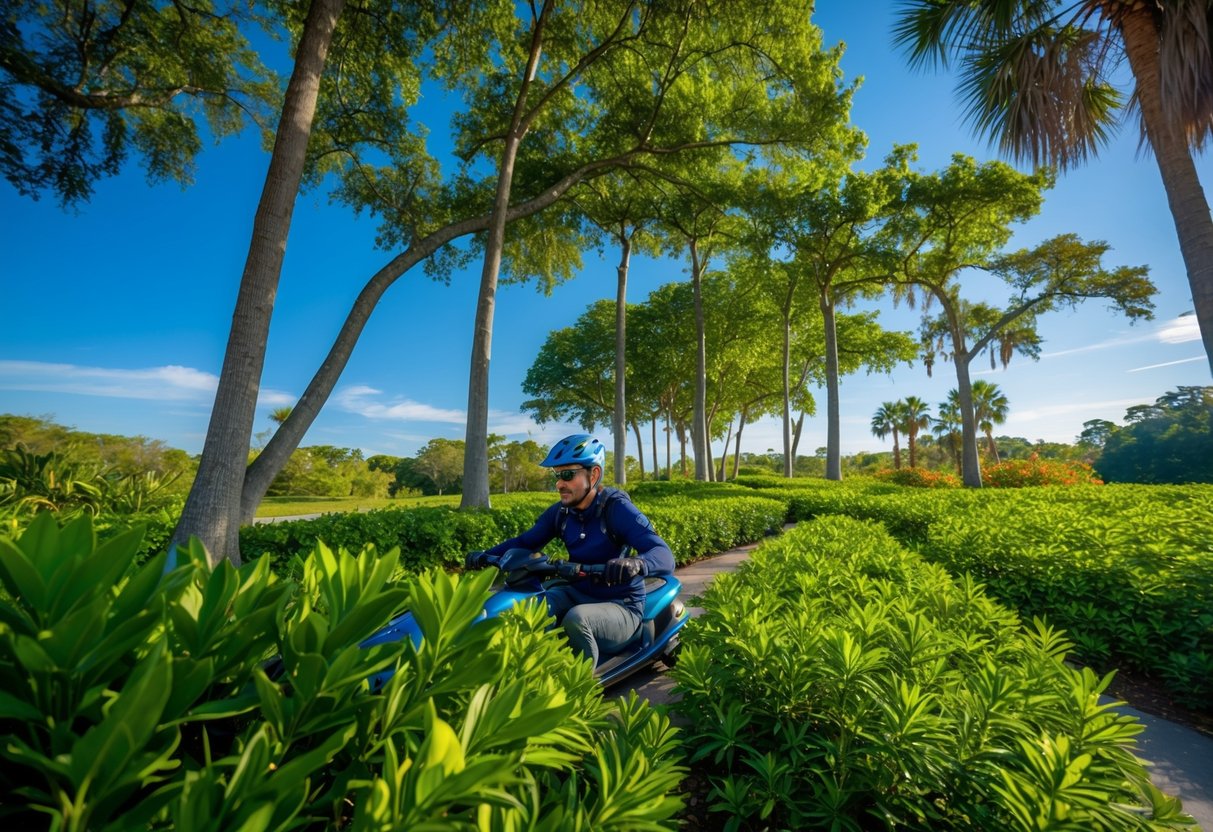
[69,643,173,793]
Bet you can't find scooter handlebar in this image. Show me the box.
[466,551,606,580]
[551,560,605,580]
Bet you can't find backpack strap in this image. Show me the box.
[597,486,633,555]
[552,487,634,556]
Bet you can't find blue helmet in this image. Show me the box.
[541,434,606,469]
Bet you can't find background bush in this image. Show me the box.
[239,491,788,572]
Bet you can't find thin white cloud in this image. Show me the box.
[489,414,551,436]
[1010,398,1144,424]
[0,359,293,406]
[1042,314,1200,359]
[335,385,573,441]
[335,385,467,423]
[1156,314,1200,344]
[1127,356,1207,373]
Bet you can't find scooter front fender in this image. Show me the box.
[360,588,543,651]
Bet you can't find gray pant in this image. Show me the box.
[546,583,642,667]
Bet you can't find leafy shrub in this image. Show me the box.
[0,514,686,829]
[642,496,787,563]
[239,494,553,573]
[919,486,1213,707]
[628,480,753,499]
[0,443,186,519]
[240,491,788,572]
[670,516,1193,830]
[873,467,962,488]
[982,454,1104,487]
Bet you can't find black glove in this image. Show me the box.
[465,550,489,570]
[553,559,583,580]
[605,557,646,586]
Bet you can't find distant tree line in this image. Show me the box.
[864,385,1211,484]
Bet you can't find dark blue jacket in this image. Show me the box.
[484,488,674,615]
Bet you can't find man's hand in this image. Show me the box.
[605,557,646,586]
[464,550,489,570]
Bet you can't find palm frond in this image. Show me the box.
[1158,0,1213,150]
[959,22,1121,168]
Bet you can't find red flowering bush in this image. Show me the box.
[982,455,1104,488]
[873,467,961,488]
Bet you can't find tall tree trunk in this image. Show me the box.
[173,0,345,565]
[931,290,981,487]
[985,429,1000,464]
[678,424,688,477]
[690,240,710,479]
[239,157,621,522]
[717,418,733,481]
[791,410,806,463]
[892,429,902,470]
[1120,9,1213,377]
[820,286,843,480]
[461,2,552,510]
[731,410,746,479]
[651,416,659,481]
[780,313,794,477]
[613,229,632,484]
[954,354,981,487]
[669,412,679,480]
[630,418,645,480]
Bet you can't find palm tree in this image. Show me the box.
[900,396,932,468]
[893,0,1213,377]
[969,380,1010,462]
[871,401,906,469]
[933,396,963,476]
[269,406,294,427]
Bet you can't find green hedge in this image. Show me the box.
[726,478,1213,710]
[0,514,686,829]
[239,491,788,572]
[918,485,1213,707]
[641,495,786,564]
[670,515,1194,830]
[239,494,553,574]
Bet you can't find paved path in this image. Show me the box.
[616,542,1213,831]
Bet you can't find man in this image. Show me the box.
[466,433,675,667]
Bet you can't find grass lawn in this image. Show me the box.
[254,494,459,517]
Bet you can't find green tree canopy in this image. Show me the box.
[1,0,278,204]
[892,0,1213,378]
[895,156,1154,487]
[414,437,465,496]
[1096,386,1213,484]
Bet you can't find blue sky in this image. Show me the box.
[1,3,1209,464]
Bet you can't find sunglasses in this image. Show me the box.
[552,469,583,482]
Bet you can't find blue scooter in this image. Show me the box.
[361,548,689,689]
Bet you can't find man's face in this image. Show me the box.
[553,464,592,505]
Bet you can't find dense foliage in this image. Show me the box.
[2,468,1208,827]
[737,477,1213,708]
[264,445,394,499]
[239,491,786,575]
[671,516,1194,830]
[873,457,1103,488]
[0,514,686,829]
[921,487,1213,707]
[0,416,193,556]
[1094,387,1213,484]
